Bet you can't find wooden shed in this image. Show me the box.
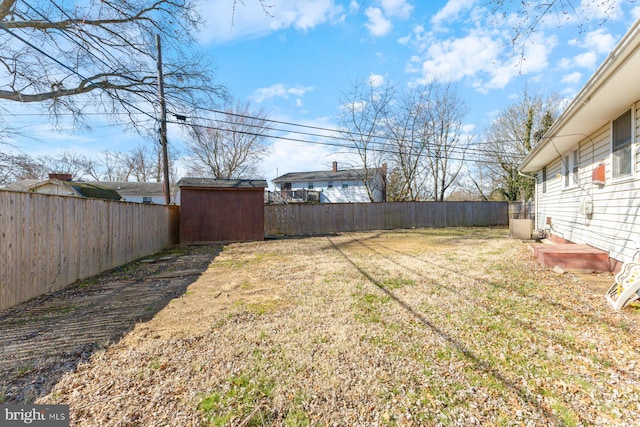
[177,178,268,244]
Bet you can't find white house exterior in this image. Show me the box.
[272,162,386,203]
[6,178,122,201]
[5,177,179,204]
[87,181,179,205]
[520,19,640,265]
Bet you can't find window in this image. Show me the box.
[563,148,579,189]
[542,167,547,194]
[327,181,333,188]
[342,182,349,189]
[142,196,153,204]
[307,182,314,189]
[612,109,633,178]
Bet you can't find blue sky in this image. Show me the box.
[5,0,640,188]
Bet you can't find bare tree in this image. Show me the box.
[421,82,469,201]
[183,101,271,179]
[0,0,227,137]
[384,90,429,201]
[124,145,156,182]
[338,78,395,202]
[487,0,631,50]
[475,88,559,201]
[37,150,95,179]
[385,81,470,201]
[87,150,132,182]
[118,142,177,182]
[0,151,44,185]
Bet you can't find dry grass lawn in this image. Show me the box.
[27,228,640,425]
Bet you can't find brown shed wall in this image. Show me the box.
[179,187,265,243]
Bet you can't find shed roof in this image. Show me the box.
[520,19,640,173]
[177,178,268,189]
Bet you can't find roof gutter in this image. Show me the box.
[520,18,640,172]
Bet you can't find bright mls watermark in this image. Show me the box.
[1,405,69,426]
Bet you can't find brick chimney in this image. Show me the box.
[48,173,73,181]
[332,161,338,172]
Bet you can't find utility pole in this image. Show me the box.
[156,34,171,205]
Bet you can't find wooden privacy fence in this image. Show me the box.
[265,201,508,236]
[0,191,179,311]
[508,201,535,220]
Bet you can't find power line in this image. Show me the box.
[44,0,133,73]
[0,5,537,169]
[172,110,528,159]
[0,22,83,79]
[0,4,157,123]
[169,118,508,166]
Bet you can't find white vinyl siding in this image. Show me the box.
[284,179,376,203]
[535,112,640,263]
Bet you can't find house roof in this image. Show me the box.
[4,179,41,192]
[31,180,122,200]
[4,179,176,198]
[520,19,640,173]
[272,168,372,183]
[177,178,268,189]
[85,181,178,196]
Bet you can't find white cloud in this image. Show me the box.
[251,84,314,103]
[577,0,625,22]
[368,73,385,87]
[200,0,344,43]
[558,57,572,69]
[582,28,617,54]
[363,0,413,37]
[364,7,392,37]
[569,28,617,54]
[397,34,411,44]
[380,0,414,19]
[418,30,501,83]
[431,0,477,28]
[412,27,555,93]
[560,29,615,72]
[573,51,598,68]
[561,72,582,85]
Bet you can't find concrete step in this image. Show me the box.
[530,243,611,272]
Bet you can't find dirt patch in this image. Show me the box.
[0,245,221,404]
[3,228,640,426]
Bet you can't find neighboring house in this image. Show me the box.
[14,177,122,201]
[5,175,179,204]
[519,19,640,266]
[271,161,386,203]
[86,181,179,205]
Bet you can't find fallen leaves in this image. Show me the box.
[3,228,638,425]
